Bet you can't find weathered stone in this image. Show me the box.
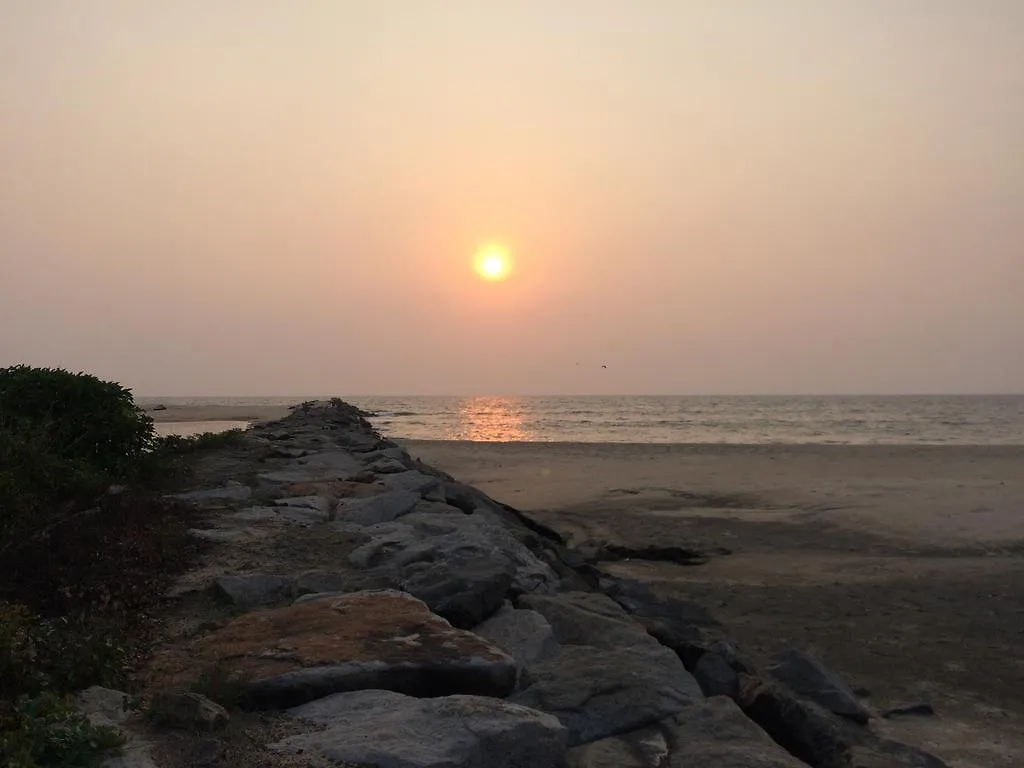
[335,489,421,526]
[568,698,809,768]
[473,603,559,673]
[402,557,514,628]
[171,485,252,504]
[769,648,871,724]
[293,570,363,595]
[565,722,669,768]
[370,456,409,474]
[735,673,851,768]
[229,505,325,524]
[77,686,133,727]
[382,470,446,501]
[881,702,936,719]
[213,574,294,608]
[182,591,516,709]
[694,651,739,698]
[348,511,559,625]
[272,690,568,768]
[149,692,228,731]
[600,576,718,662]
[519,591,656,649]
[510,643,703,746]
[268,445,310,459]
[189,527,268,543]
[665,697,809,767]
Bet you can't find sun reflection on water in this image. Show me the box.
[449,396,530,441]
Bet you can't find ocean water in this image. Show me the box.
[140,395,1024,445]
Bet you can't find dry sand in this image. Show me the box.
[404,440,1024,768]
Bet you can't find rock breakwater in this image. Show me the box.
[85,401,951,768]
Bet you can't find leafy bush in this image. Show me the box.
[0,365,154,479]
[0,691,124,768]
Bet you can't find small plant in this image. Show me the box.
[0,692,124,768]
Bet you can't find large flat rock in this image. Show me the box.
[179,590,516,709]
[510,643,704,746]
[272,689,568,768]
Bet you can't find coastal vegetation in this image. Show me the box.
[0,365,220,767]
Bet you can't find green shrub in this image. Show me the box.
[0,366,154,480]
[0,691,124,768]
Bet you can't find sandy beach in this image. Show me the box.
[404,440,1024,767]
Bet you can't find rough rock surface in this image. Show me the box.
[769,648,871,725]
[348,511,559,627]
[694,650,739,698]
[511,643,703,746]
[519,590,660,649]
[334,489,421,526]
[213,574,295,608]
[272,689,568,768]
[171,485,252,504]
[735,673,852,768]
[183,590,516,709]
[473,602,560,673]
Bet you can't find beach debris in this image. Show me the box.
[881,702,936,719]
[272,690,568,768]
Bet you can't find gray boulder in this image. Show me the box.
[213,574,294,608]
[565,722,670,768]
[768,648,871,724]
[347,511,559,626]
[272,690,568,768]
[383,470,446,501]
[519,591,658,649]
[511,643,703,746]
[473,603,560,673]
[334,490,421,526]
[666,696,808,767]
[694,651,739,698]
[566,698,808,768]
[229,505,326,524]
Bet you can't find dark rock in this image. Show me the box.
[670,696,809,767]
[694,652,738,698]
[213,574,294,608]
[149,692,228,731]
[273,690,568,768]
[768,648,871,725]
[735,673,852,768]
[347,511,559,624]
[591,543,725,566]
[194,738,225,766]
[402,557,514,628]
[382,470,446,501]
[334,489,421,526]
[709,639,759,675]
[519,591,656,649]
[565,721,670,768]
[182,591,516,710]
[510,643,703,746]
[881,703,935,719]
[473,603,560,675]
[599,576,719,662]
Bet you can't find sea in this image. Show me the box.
[139,395,1024,446]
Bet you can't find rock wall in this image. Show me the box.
[87,401,949,768]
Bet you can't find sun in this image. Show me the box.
[473,245,511,281]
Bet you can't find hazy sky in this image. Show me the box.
[2,1,1022,396]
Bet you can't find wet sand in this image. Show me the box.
[404,440,1024,768]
